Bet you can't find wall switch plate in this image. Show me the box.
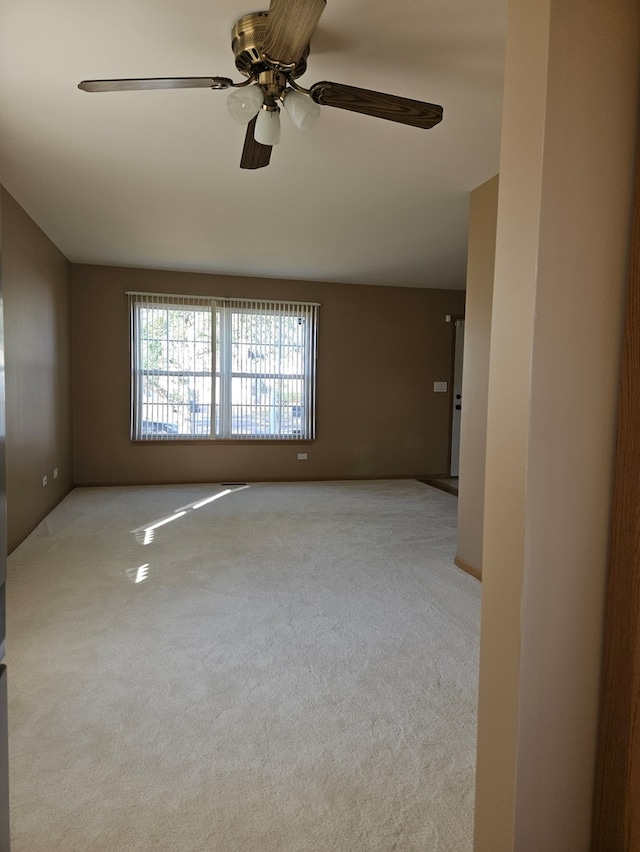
[297,453,308,460]
[42,476,48,486]
[53,468,58,479]
[434,381,448,392]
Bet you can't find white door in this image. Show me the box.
[450,319,465,477]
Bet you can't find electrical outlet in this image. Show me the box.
[53,468,59,479]
[42,475,48,486]
[297,453,308,460]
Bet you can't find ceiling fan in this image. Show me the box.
[78,0,444,170]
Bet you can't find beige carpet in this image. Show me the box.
[6,479,480,851]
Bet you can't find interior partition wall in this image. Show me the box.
[0,183,12,851]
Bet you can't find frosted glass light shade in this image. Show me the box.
[226,85,264,124]
[255,107,281,146]
[283,89,321,131]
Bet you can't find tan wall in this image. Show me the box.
[1,188,73,551]
[474,0,640,849]
[455,175,498,578]
[70,264,464,485]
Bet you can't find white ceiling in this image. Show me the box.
[0,0,506,289]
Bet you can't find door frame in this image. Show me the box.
[447,314,465,477]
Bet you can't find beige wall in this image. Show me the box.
[474,0,640,849]
[456,175,498,577]
[1,188,73,551]
[70,264,464,485]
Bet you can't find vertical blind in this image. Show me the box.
[128,292,319,441]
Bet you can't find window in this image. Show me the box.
[128,292,318,441]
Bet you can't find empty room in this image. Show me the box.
[0,0,639,850]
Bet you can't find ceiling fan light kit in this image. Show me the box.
[78,0,444,169]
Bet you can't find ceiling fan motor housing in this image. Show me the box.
[231,12,309,78]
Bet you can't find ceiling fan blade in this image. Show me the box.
[78,77,233,92]
[261,0,326,67]
[309,81,443,129]
[240,117,272,169]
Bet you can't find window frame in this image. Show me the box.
[128,292,319,443]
